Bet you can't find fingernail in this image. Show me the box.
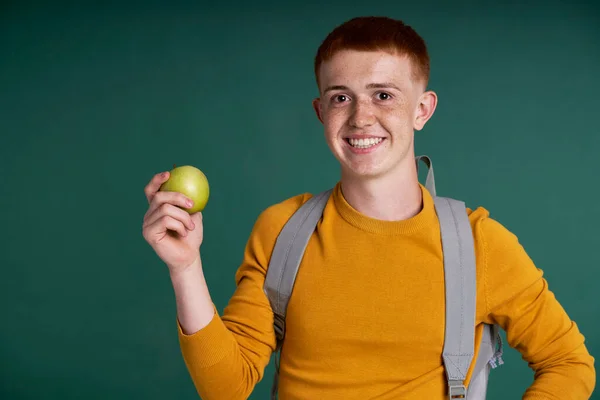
[161,172,168,178]
[186,199,193,207]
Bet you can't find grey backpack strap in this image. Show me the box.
[433,196,477,399]
[415,155,436,197]
[264,189,332,399]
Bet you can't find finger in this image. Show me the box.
[146,215,188,239]
[190,211,203,224]
[145,202,195,231]
[189,212,203,228]
[145,191,194,220]
[144,171,171,204]
[189,211,203,229]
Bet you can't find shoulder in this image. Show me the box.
[252,192,314,235]
[244,192,315,259]
[465,205,520,247]
[237,192,315,276]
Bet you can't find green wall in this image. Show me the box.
[1,1,598,398]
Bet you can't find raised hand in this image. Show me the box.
[142,171,204,274]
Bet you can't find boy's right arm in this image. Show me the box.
[142,171,216,334]
[142,171,284,399]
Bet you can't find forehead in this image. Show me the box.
[318,50,414,90]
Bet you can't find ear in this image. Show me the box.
[413,90,438,131]
[312,98,324,124]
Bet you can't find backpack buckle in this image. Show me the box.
[448,380,467,399]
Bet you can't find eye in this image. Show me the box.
[376,92,392,101]
[332,94,349,103]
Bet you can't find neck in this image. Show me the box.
[340,158,423,221]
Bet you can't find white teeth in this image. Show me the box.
[348,137,383,148]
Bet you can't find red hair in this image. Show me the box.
[314,16,430,89]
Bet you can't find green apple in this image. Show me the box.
[159,165,210,214]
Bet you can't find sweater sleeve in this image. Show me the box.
[478,216,596,399]
[176,196,308,399]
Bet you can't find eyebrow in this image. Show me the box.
[322,82,401,94]
[366,82,401,91]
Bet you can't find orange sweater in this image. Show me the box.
[178,183,595,399]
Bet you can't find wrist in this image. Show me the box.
[169,256,203,282]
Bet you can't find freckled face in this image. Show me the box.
[313,50,433,179]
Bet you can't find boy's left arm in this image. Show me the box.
[476,216,596,399]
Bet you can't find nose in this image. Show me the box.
[349,99,376,128]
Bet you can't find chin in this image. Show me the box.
[342,164,384,179]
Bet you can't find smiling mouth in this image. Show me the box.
[345,137,385,149]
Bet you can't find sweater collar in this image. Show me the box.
[332,182,438,235]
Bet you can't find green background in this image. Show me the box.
[1,1,598,398]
